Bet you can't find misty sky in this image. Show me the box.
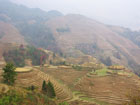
[11,0,140,30]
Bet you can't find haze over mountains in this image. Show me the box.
[0,0,140,75]
[1,1,140,105]
[11,0,140,30]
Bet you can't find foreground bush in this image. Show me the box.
[2,63,17,85]
[0,89,57,105]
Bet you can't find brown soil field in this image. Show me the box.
[0,66,140,105]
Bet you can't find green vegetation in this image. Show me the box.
[46,81,56,98]
[72,65,82,71]
[3,48,25,67]
[0,90,22,105]
[42,80,47,92]
[80,97,111,105]
[3,45,48,67]
[0,89,56,105]
[2,63,17,85]
[72,91,86,98]
[124,90,140,105]
[59,102,69,105]
[26,85,36,91]
[26,46,48,65]
[72,91,110,105]
[94,68,108,76]
[42,81,56,98]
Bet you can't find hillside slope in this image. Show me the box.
[46,14,140,73]
[109,25,140,48]
[0,21,25,44]
[0,21,26,62]
[0,0,140,74]
[0,0,62,52]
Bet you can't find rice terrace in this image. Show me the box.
[0,63,138,105]
[0,0,140,105]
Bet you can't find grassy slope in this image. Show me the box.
[0,84,57,105]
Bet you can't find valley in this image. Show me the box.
[0,64,139,105]
[0,0,140,105]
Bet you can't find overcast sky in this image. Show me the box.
[11,0,140,30]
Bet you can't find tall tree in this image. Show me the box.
[42,80,47,92]
[2,63,17,85]
[46,81,56,98]
[41,80,56,98]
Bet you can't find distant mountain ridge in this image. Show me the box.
[0,0,140,74]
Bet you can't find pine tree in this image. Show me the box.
[42,80,56,98]
[47,81,56,98]
[42,80,47,92]
[2,63,17,85]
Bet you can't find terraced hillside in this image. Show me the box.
[1,64,140,105]
[15,68,98,105]
[16,68,73,103]
[43,66,140,105]
[75,71,140,105]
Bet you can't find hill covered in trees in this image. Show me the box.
[3,45,48,67]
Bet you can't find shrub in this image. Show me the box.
[2,63,17,85]
[27,85,36,91]
[72,65,82,71]
[59,102,69,105]
[124,90,140,105]
[0,90,22,105]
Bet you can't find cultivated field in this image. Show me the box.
[42,66,140,105]
[15,67,33,73]
[0,65,140,105]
